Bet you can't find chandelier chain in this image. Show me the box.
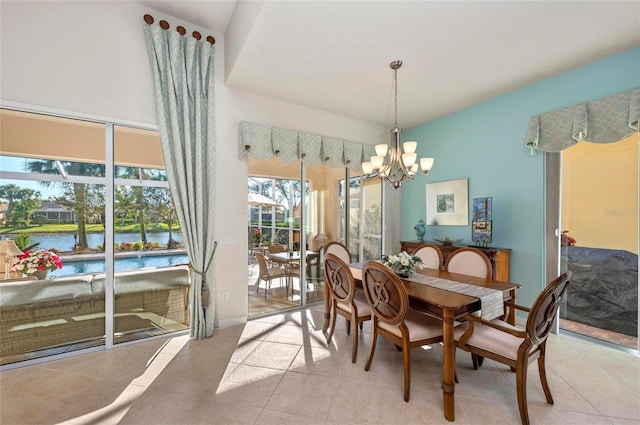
[394,67,398,128]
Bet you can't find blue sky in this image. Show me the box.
[0,156,61,199]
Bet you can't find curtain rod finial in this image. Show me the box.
[143,14,214,44]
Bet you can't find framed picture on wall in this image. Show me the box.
[472,197,493,244]
[425,179,469,225]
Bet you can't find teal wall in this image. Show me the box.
[401,47,640,307]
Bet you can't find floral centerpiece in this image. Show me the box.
[11,249,63,277]
[381,251,424,277]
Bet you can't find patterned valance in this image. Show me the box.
[239,120,371,171]
[525,87,640,155]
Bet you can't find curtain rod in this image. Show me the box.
[143,14,215,45]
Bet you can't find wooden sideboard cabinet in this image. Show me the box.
[400,240,511,282]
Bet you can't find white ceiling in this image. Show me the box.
[138,1,640,128]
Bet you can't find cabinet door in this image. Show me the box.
[492,250,510,281]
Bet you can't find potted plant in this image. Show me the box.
[11,249,63,280]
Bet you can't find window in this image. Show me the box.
[0,109,190,365]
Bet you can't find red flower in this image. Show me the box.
[561,230,576,247]
[11,249,63,274]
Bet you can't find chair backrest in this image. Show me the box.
[254,252,269,277]
[444,247,492,279]
[323,253,356,305]
[325,241,351,265]
[268,245,288,254]
[413,244,443,270]
[361,261,408,325]
[526,271,573,346]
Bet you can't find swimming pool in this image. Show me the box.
[49,253,190,278]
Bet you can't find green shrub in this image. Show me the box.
[14,232,40,251]
[32,216,48,225]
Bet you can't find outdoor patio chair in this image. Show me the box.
[255,252,290,298]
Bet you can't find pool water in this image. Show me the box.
[3,232,183,252]
[49,253,190,278]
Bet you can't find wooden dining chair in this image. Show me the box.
[361,261,445,402]
[413,244,444,270]
[254,252,290,298]
[324,241,351,265]
[454,271,573,425]
[323,253,371,363]
[444,247,492,279]
[323,242,359,334]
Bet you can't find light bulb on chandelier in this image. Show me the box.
[361,60,434,189]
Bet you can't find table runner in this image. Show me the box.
[404,273,503,320]
[350,263,503,320]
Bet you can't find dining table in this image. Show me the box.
[266,251,320,296]
[322,263,521,422]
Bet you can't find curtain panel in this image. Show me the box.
[144,22,217,339]
[239,120,373,170]
[525,87,640,154]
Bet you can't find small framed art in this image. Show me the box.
[425,179,469,226]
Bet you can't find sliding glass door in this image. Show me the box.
[0,109,191,366]
[339,171,383,263]
[112,126,189,344]
[247,159,382,316]
[248,157,304,315]
[557,134,638,350]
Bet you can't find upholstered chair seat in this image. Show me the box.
[454,271,573,425]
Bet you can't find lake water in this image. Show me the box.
[6,232,183,252]
[49,253,190,278]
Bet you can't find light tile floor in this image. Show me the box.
[1,304,639,425]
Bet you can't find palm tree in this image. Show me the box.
[116,166,148,245]
[26,160,104,250]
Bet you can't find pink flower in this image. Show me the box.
[11,249,63,274]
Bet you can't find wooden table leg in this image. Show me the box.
[322,278,330,332]
[442,308,456,422]
[506,289,517,326]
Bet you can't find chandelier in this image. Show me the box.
[362,60,434,189]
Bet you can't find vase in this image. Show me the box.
[414,219,426,242]
[27,269,49,280]
[392,268,412,278]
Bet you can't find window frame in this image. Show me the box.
[0,104,186,368]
